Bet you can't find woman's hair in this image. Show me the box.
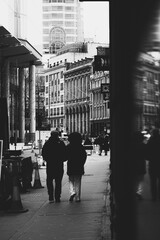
[68,132,82,144]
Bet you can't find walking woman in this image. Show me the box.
[66,132,87,202]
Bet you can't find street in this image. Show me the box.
[0,150,111,240]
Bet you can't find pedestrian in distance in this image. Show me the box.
[103,133,110,155]
[94,133,105,156]
[131,131,146,200]
[146,128,160,201]
[66,132,87,202]
[83,135,93,155]
[42,130,67,203]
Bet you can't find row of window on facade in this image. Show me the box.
[43,0,75,3]
[143,104,159,114]
[46,72,64,81]
[46,107,64,116]
[45,94,64,104]
[43,6,75,12]
[43,21,77,27]
[43,13,77,19]
[45,82,64,92]
[50,118,64,129]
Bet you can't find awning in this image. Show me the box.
[0,26,42,67]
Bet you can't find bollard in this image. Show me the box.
[31,143,34,153]
[33,161,44,189]
[7,163,28,213]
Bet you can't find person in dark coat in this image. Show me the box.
[103,134,110,155]
[131,131,146,200]
[94,134,104,156]
[42,130,67,203]
[146,128,160,201]
[66,132,87,202]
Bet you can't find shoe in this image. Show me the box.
[75,199,81,202]
[49,196,54,203]
[55,198,61,203]
[69,193,76,202]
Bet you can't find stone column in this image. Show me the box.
[19,67,25,143]
[68,112,71,133]
[3,59,10,119]
[3,59,10,141]
[29,64,36,142]
[72,113,74,132]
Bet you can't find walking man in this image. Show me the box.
[42,130,67,203]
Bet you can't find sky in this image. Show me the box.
[26,0,109,53]
[82,1,109,44]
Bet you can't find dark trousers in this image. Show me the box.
[149,173,160,200]
[46,173,63,200]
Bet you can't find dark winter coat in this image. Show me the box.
[42,136,67,177]
[66,143,87,176]
[146,131,160,175]
[131,131,146,176]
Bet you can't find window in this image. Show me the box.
[60,83,63,90]
[65,21,75,27]
[46,98,48,105]
[65,6,74,11]
[45,86,48,94]
[57,108,59,115]
[46,76,48,82]
[54,108,56,116]
[61,107,63,115]
[65,14,75,19]
[60,71,63,78]
[54,119,56,127]
[61,95,63,102]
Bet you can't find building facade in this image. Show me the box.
[64,58,93,135]
[43,62,66,132]
[42,0,84,55]
[90,71,110,137]
[133,52,160,132]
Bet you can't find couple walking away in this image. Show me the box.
[42,131,87,203]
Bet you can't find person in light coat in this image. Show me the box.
[66,132,87,202]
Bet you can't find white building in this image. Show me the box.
[0,0,27,39]
[42,0,84,56]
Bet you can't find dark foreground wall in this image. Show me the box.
[110,0,160,239]
[0,98,9,153]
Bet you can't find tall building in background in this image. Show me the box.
[0,0,27,39]
[42,0,84,56]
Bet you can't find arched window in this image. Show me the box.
[49,27,66,53]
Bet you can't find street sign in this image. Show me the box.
[93,46,110,73]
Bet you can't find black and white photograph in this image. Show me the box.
[0,0,160,239]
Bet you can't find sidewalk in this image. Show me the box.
[136,161,160,240]
[0,151,111,240]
